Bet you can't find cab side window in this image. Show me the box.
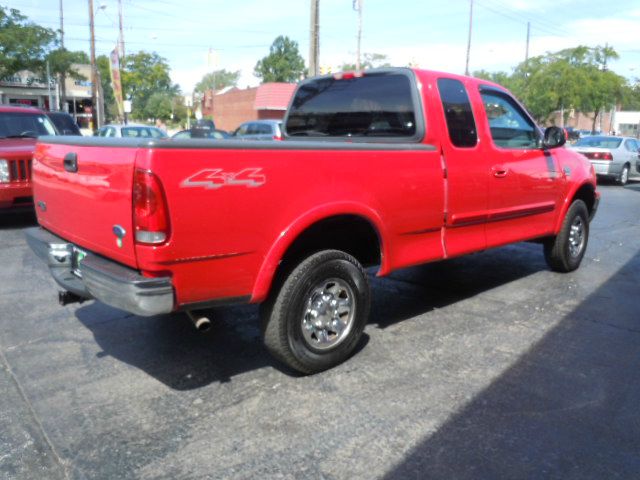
[437,78,477,148]
[480,89,539,149]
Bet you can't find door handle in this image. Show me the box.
[492,166,508,178]
[63,152,78,173]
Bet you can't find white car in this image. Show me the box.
[95,124,168,139]
[571,136,640,185]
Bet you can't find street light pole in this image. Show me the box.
[464,0,473,76]
[308,0,319,77]
[353,0,363,70]
[88,0,99,130]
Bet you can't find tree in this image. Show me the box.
[195,69,240,93]
[145,92,173,121]
[254,36,305,83]
[122,51,179,120]
[340,53,392,71]
[47,48,89,109]
[0,7,55,78]
[475,45,626,128]
[97,54,117,122]
[621,81,640,110]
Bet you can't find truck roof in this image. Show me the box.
[0,105,46,114]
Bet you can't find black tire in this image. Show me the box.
[260,250,370,374]
[544,200,589,272]
[618,164,630,186]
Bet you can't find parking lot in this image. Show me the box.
[1,182,639,479]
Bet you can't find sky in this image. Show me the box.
[11,0,640,93]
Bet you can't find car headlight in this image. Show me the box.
[0,159,10,183]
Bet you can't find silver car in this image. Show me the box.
[233,120,283,141]
[571,136,640,185]
[96,124,168,139]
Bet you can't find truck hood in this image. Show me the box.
[0,137,38,155]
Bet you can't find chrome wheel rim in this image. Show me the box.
[621,167,629,184]
[301,278,355,350]
[568,217,585,258]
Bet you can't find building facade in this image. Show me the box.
[201,83,296,132]
[0,64,104,129]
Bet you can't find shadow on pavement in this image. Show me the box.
[370,242,546,328]
[74,242,544,390]
[384,250,640,479]
[0,210,37,230]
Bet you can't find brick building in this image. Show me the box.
[201,82,296,132]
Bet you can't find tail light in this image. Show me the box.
[133,169,170,244]
[583,152,613,161]
[273,134,283,141]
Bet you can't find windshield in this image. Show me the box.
[0,112,57,138]
[574,136,622,149]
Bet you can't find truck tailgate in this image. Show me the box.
[32,142,138,268]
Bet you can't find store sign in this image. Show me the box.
[0,71,54,88]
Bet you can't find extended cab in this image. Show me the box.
[0,106,58,210]
[26,69,599,373]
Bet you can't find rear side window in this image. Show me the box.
[480,89,539,149]
[286,72,417,138]
[437,78,477,148]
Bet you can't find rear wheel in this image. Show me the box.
[544,200,589,272]
[618,164,630,186]
[261,250,370,374]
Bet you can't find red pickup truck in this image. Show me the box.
[26,69,599,374]
[0,106,58,210]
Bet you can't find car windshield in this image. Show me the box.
[574,137,622,149]
[0,112,57,138]
[121,127,167,138]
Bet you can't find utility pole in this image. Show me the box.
[525,21,530,62]
[88,0,99,130]
[464,0,473,76]
[59,0,64,49]
[308,0,319,76]
[58,0,65,111]
[118,0,125,59]
[353,0,363,70]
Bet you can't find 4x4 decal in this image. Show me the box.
[181,168,266,189]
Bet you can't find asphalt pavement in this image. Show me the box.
[1,182,639,479]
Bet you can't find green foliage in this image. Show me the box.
[254,36,305,83]
[122,51,179,120]
[621,81,640,110]
[46,48,89,80]
[340,53,392,71]
[97,54,117,122]
[195,69,240,93]
[145,92,173,120]
[476,45,627,125]
[0,6,55,77]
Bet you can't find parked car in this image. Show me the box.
[26,68,598,374]
[0,105,57,210]
[95,124,168,138]
[564,127,580,141]
[45,111,82,136]
[172,128,230,140]
[571,135,639,185]
[233,119,283,140]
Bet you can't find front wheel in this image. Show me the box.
[544,199,589,272]
[261,250,370,374]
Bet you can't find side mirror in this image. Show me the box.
[543,126,566,149]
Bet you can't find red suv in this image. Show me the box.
[0,106,57,210]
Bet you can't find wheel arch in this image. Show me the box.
[251,204,387,303]
[554,181,597,233]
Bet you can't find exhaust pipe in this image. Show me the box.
[59,290,86,306]
[186,310,212,332]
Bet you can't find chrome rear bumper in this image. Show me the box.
[25,227,174,316]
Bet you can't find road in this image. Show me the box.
[1,182,639,479]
